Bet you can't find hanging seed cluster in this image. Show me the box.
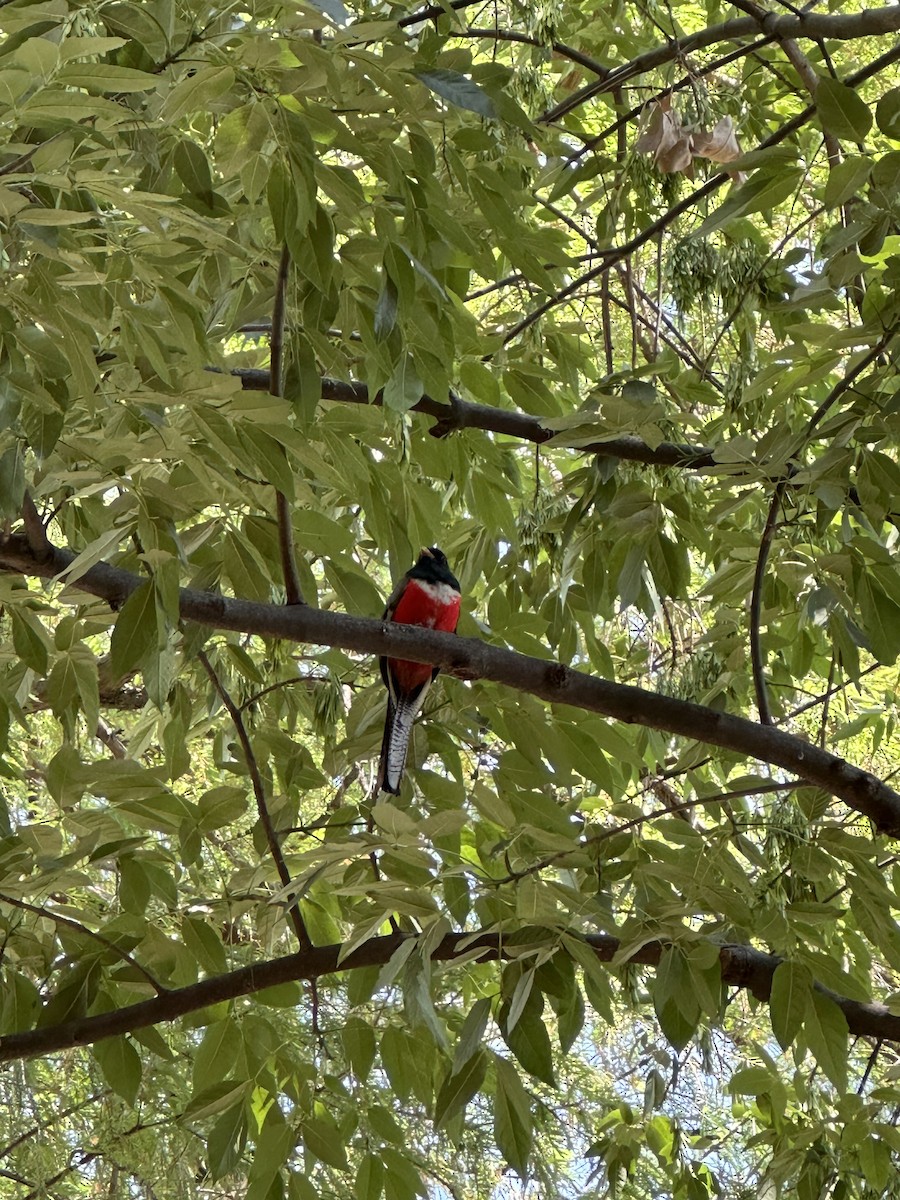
[666,236,720,314]
[719,238,768,312]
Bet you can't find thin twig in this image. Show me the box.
[750,328,898,726]
[780,663,879,723]
[0,1092,107,1160]
[0,893,166,995]
[750,482,786,725]
[198,649,312,950]
[270,244,304,607]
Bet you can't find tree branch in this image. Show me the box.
[229,367,720,469]
[458,27,611,78]
[270,244,304,607]
[2,534,900,833]
[0,893,166,994]
[750,481,787,726]
[750,329,898,724]
[2,927,899,1062]
[197,650,312,950]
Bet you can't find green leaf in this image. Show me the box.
[803,989,849,1092]
[301,1115,349,1169]
[452,996,491,1073]
[109,583,157,680]
[161,66,235,123]
[858,577,900,664]
[415,69,496,119]
[501,998,555,1085]
[207,1099,248,1180]
[876,87,900,139]
[383,354,423,412]
[356,1153,385,1200]
[93,1036,142,1106]
[652,947,700,1051]
[57,63,158,92]
[193,1018,241,1089]
[493,1056,533,1175]
[823,156,872,209]
[174,140,215,205]
[433,1048,487,1129]
[816,77,873,142]
[0,445,25,519]
[11,607,49,673]
[769,961,813,1050]
[728,1066,777,1096]
[342,1014,377,1079]
[699,168,804,234]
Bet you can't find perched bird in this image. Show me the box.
[377,547,461,794]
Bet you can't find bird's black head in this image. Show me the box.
[412,546,460,590]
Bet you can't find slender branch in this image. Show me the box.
[0,1092,107,1160]
[781,663,880,723]
[458,27,610,77]
[396,0,485,28]
[2,926,899,1062]
[750,329,899,723]
[96,716,127,759]
[500,174,724,344]
[270,245,304,606]
[804,330,897,439]
[729,0,840,164]
[198,650,312,950]
[2,534,900,833]
[750,482,787,725]
[20,492,52,563]
[567,37,773,164]
[0,893,166,994]
[493,780,800,883]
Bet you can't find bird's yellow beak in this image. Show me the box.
[420,546,434,558]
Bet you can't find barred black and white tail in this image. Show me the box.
[377,681,432,794]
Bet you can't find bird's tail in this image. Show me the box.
[377,684,429,794]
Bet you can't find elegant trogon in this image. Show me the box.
[377,547,461,794]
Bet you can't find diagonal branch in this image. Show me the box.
[0,893,166,995]
[2,927,899,1062]
[2,533,900,833]
[197,650,312,950]
[749,330,899,724]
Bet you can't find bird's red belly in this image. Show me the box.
[389,579,460,690]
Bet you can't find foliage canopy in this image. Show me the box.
[1,0,900,1196]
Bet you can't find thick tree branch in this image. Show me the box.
[2,927,899,1062]
[2,534,899,833]
[230,367,720,469]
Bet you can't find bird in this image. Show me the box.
[377,546,461,794]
